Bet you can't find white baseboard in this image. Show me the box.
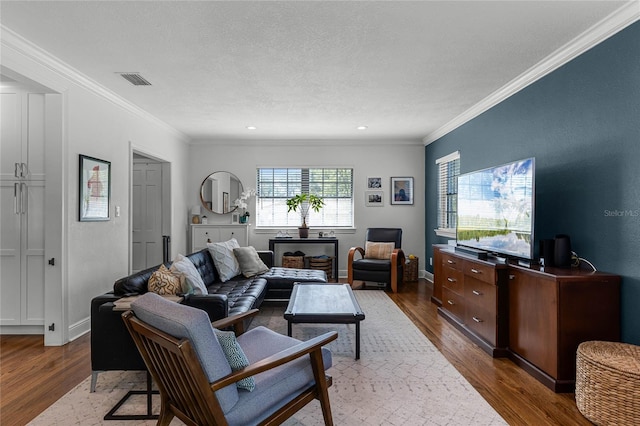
[69,317,91,342]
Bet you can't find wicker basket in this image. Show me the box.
[308,256,333,281]
[403,257,419,282]
[575,341,640,425]
[282,256,304,269]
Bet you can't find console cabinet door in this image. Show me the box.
[509,270,558,378]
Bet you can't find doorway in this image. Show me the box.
[131,151,171,273]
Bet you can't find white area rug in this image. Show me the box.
[29,290,506,425]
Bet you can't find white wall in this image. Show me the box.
[2,28,191,342]
[189,140,426,277]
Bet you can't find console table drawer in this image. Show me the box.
[442,252,464,269]
[442,266,464,295]
[465,305,497,345]
[464,277,497,313]
[442,288,465,321]
[464,261,495,284]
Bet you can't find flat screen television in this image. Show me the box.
[456,157,535,260]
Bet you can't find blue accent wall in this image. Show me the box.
[425,22,640,344]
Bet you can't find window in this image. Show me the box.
[256,168,353,228]
[435,151,460,238]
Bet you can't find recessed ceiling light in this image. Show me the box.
[357,126,368,130]
[246,126,257,130]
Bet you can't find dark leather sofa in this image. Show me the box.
[90,248,326,392]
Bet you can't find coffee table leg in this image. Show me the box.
[288,321,292,337]
[355,321,360,360]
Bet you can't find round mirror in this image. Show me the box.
[199,171,243,214]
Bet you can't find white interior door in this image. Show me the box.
[132,161,163,273]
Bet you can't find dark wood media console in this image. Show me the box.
[432,245,621,392]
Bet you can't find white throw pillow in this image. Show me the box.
[171,254,208,295]
[208,239,241,282]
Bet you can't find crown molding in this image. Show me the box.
[189,138,425,147]
[1,26,190,143]
[423,2,640,146]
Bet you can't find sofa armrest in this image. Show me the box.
[258,250,274,268]
[182,293,229,322]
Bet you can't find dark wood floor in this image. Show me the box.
[0,279,590,425]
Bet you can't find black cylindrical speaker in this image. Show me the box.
[554,234,572,268]
[540,239,555,267]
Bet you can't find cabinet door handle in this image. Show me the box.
[447,277,456,282]
[472,316,483,323]
[471,268,481,274]
[21,162,28,178]
[15,163,20,178]
[472,290,482,296]
[21,183,27,214]
[509,274,515,280]
[447,259,455,264]
[447,300,455,305]
[14,183,19,214]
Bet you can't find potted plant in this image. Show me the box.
[233,188,256,223]
[286,193,325,238]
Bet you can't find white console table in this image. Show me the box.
[190,224,250,252]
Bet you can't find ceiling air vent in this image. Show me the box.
[117,73,152,86]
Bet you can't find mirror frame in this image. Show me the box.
[199,171,243,215]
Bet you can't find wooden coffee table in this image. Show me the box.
[284,283,365,359]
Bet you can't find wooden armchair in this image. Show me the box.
[123,292,337,426]
[348,228,405,293]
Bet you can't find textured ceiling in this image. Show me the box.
[0,1,632,142]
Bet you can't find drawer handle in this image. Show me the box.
[471,268,481,274]
[509,274,515,280]
[447,259,455,264]
[472,290,482,296]
[472,316,483,323]
[447,300,455,305]
[447,278,456,282]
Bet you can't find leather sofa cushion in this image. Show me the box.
[259,267,326,289]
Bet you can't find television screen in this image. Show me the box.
[456,157,535,260]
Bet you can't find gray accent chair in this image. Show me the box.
[123,292,337,426]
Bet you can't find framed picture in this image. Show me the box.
[79,155,111,221]
[231,212,240,224]
[367,177,382,189]
[366,191,384,206]
[391,177,414,205]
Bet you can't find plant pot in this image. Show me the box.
[298,226,309,238]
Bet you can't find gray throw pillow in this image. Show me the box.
[233,246,270,277]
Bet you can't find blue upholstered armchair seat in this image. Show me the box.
[227,327,332,425]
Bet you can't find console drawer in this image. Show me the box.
[464,261,495,284]
[442,252,464,269]
[464,277,497,313]
[442,287,465,321]
[465,305,497,345]
[442,266,464,295]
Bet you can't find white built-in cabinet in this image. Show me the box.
[0,89,46,328]
[190,224,250,253]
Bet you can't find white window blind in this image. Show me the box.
[256,168,353,228]
[436,151,460,236]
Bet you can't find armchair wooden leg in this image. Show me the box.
[310,350,333,426]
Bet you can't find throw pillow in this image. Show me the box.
[171,254,208,295]
[148,264,182,295]
[233,246,270,277]
[207,239,241,282]
[364,241,395,260]
[213,329,255,391]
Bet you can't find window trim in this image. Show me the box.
[434,151,460,239]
